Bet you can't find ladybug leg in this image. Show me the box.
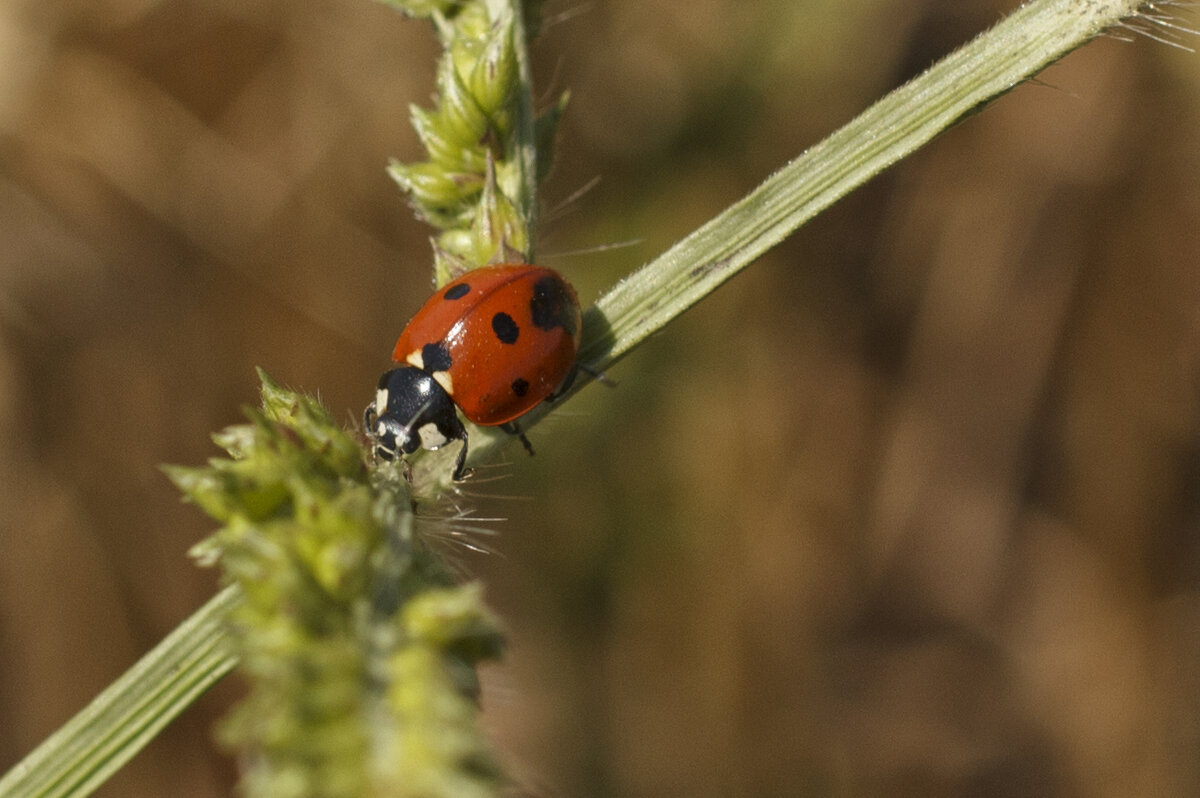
[546,363,616,403]
[450,434,474,482]
[363,402,378,451]
[579,361,617,388]
[545,364,578,403]
[501,421,535,457]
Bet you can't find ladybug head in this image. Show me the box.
[365,367,466,464]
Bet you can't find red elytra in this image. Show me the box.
[391,264,582,426]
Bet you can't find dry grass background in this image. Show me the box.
[2,0,1200,796]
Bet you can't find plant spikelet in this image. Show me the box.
[379,0,564,276]
[167,370,506,798]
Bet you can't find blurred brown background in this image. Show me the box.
[2,0,1199,796]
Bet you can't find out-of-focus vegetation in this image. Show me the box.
[1,1,1198,796]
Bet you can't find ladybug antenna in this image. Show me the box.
[363,402,392,460]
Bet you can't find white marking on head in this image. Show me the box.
[406,350,424,370]
[417,422,448,450]
[375,387,389,414]
[432,370,454,396]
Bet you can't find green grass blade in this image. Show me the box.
[578,0,1146,370]
[0,587,240,798]
[468,0,1153,463]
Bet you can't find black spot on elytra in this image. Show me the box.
[492,311,519,344]
[511,378,529,397]
[444,283,470,300]
[530,276,577,336]
[421,342,453,372]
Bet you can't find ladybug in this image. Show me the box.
[365,263,582,480]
